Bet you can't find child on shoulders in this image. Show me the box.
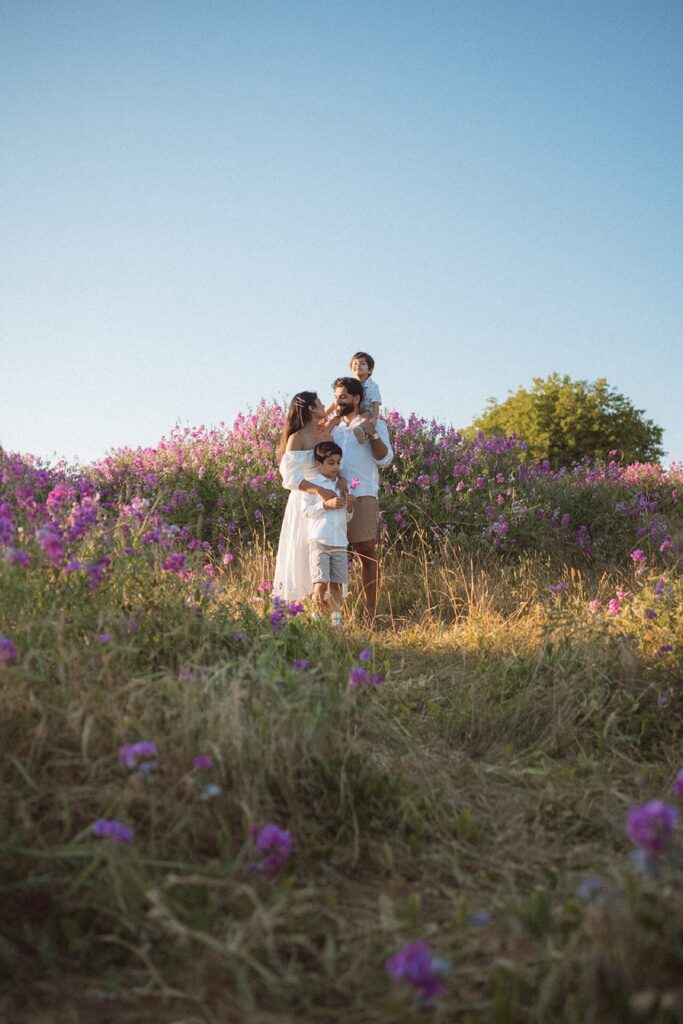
[325,351,383,444]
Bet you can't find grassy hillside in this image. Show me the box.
[1,412,681,1022]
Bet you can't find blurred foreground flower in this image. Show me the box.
[0,635,18,662]
[247,823,293,876]
[349,666,384,690]
[386,940,448,1001]
[193,755,213,770]
[92,819,134,844]
[119,741,157,768]
[627,800,678,856]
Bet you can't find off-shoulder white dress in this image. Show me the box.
[273,450,319,601]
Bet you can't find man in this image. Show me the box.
[331,376,393,622]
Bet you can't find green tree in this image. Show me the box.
[470,374,664,467]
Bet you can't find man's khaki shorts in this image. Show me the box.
[347,496,379,544]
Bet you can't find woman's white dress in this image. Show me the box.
[273,450,318,601]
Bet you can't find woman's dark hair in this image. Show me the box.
[313,441,342,463]
[350,351,375,373]
[278,391,319,458]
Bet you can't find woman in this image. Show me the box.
[272,391,339,601]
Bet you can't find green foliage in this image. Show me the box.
[471,373,665,467]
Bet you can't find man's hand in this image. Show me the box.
[316,486,338,502]
[346,495,356,511]
[323,496,347,509]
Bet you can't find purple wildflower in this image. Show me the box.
[359,648,372,661]
[92,819,134,844]
[269,607,287,631]
[349,666,369,690]
[98,633,110,644]
[644,608,658,619]
[349,666,384,690]
[233,631,247,641]
[292,659,310,671]
[385,940,447,1000]
[248,823,293,876]
[36,525,64,565]
[119,741,157,768]
[627,800,678,855]
[4,548,29,568]
[161,553,186,573]
[193,755,213,770]
[630,549,647,563]
[0,635,18,662]
[607,598,621,617]
[287,601,305,616]
[659,644,673,654]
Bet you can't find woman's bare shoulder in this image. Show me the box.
[285,431,306,452]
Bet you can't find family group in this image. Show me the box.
[272,353,393,625]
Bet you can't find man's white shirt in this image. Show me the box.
[331,417,393,498]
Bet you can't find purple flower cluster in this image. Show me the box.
[349,666,384,690]
[247,823,293,876]
[627,800,678,855]
[269,595,305,631]
[385,940,448,1001]
[193,755,213,770]
[92,818,134,844]
[119,741,157,768]
[0,634,18,662]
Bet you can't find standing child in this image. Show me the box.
[325,351,383,444]
[302,441,354,627]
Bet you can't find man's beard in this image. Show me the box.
[336,400,354,415]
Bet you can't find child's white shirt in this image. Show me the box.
[302,474,353,547]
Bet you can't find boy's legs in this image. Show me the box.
[328,548,348,626]
[312,581,329,612]
[309,542,331,613]
[328,582,343,611]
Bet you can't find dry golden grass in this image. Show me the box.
[1,543,681,1023]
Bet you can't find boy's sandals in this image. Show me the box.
[353,426,367,444]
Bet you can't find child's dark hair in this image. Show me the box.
[313,441,342,464]
[350,351,374,373]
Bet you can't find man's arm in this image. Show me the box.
[368,419,393,468]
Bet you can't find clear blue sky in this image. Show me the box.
[2,0,681,464]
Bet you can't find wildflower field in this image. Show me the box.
[1,402,682,1024]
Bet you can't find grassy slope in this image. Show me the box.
[1,549,682,1024]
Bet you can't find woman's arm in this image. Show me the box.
[299,479,337,501]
